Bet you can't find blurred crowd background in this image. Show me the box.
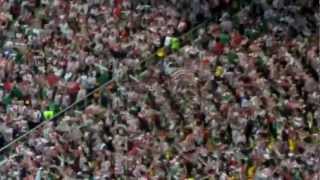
[0,0,319,179]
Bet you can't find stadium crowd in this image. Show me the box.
[0,0,319,179]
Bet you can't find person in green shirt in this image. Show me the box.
[43,110,54,121]
[10,86,23,99]
[220,33,230,45]
[170,37,181,51]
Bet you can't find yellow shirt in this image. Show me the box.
[247,165,256,180]
[215,66,224,77]
[288,138,297,152]
[156,48,166,58]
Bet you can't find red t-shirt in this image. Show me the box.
[4,82,12,91]
[113,6,122,18]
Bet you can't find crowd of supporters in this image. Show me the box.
[0,0,319,179]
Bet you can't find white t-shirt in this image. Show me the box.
[164,36,172,47]
[34,110,42,122]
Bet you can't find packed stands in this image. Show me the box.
[0,0,319,179]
